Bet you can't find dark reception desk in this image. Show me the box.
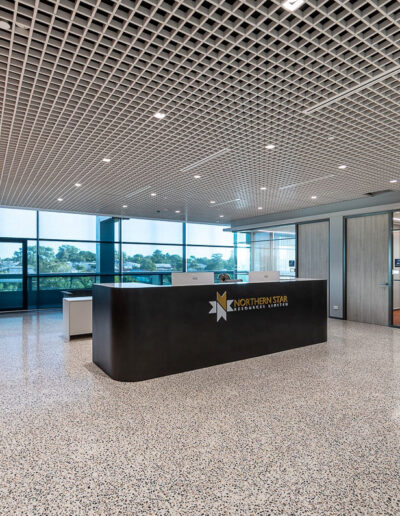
[92,279,327,382]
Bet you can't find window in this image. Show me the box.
[187,246,234,272]
[122,218,182,244]
[122,244,183,272]
[0,208,246,308]
[0,207,36,238]
[39,211,97,240]
[186,223,233,246]
[38,241,98,274]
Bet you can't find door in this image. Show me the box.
[346,214,389,325]
[0,239,27,310]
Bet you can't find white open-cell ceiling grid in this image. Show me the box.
[0,0,400,223]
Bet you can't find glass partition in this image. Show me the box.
[392,212,400,326]
[238,224,296,278]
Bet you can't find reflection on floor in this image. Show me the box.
[393,309,400,327]
[1,311,400,514]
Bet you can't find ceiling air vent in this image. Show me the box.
[364,190,394,197]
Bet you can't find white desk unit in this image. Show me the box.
[248,271,281,283]
[63,296,92,340]
[171,272,214,286]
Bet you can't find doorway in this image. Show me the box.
[346,214,390,326]
[0,239,28,311]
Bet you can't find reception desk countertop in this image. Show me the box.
[92,279,327,381]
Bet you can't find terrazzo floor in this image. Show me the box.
[0,311,400,515]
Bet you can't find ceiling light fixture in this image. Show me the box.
[154,112,166,119]
[265,144,275,150]
[338,165,347,169]
[0,21,11,30]
[282,0,305,12]
[150,192,157,196]
[122,205,127,208]
[194,175,201,179]
[219,215,224,218]
[213,198,240,207]
[175,210,181,214]
[102,158,111,163]
[210,200,216,204]
[280,174,334,190]
[260,187,267,191]
[390,180,398,184]
[75,183,82,187]
[311,195,317,199]
[57,198,63,202]
[258,207,263,210]
[180,148,230,172]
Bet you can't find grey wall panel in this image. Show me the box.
[298,221,329,279]
[298,221,329,314]
[346,214,389,326]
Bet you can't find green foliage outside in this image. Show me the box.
[0,244,234,292]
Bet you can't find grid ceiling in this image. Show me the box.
[1,0,400,224]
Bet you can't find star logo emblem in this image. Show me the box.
[209,291,234,322]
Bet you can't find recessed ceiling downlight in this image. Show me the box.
[102,158,111,163]
[311,195,317,199]
[75,183,82,187]
[150,192,157,196]
[260,187,267,191]
[219,215,224,218]
[282,0,305,12]
[265,144,275,150]
[0,20,11,30]
[390,180,398,184]
[194,175,201,179]
[210,200,216,204]
[258,207,263,210]
[338,165,347,169]
[154,112,166,119]
[57,197,63,202]
[175,210,181,214]
[122,205,127,208]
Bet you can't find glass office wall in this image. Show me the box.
[0,207,241,309]
[237,224,296,278]
[392,212,400,326]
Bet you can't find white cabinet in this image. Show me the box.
[63,297,92,340]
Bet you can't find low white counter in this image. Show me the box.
[63,296,92,340]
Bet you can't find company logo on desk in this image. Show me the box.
[209,291,289,322]
[209,291,234,322]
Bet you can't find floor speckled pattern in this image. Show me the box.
[0,311,400,515]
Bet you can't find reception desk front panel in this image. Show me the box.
[92,280,327,382]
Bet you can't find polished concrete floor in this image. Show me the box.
[0,311,400,515]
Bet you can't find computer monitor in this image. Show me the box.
[171,272,215,286]
[248,271,280,283]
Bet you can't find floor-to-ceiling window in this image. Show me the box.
[0,207,244,309]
